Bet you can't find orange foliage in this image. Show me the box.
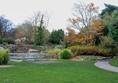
[65,20,105,46]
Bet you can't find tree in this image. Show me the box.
[65,19,105,46]
[16,11,50,44]
[29,11,50,28]
[69,2,99,31]
[83,19,105,45]
[64,27,79,46]
[49,29,64,44]
[0,16,14,38]
[101,4,118,19]
[109,12,118,46]
[35,15,44,45]
[100,4,118,57]
[102,5,118,46]
[16,21,35,43]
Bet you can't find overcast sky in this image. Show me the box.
[0,0,118,31]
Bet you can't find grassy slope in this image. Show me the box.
[0,60,118,83]
[109,57,118,67]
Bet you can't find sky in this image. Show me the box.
[0,0,118,32]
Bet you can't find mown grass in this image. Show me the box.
[109,57,118,67]
[0,60,118,83]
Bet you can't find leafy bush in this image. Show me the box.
[68,45,111,57]
[60,49,73,59]
[0,49,9,65]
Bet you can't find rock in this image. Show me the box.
[28,49,38,53]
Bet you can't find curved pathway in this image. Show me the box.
[95,59,118,73]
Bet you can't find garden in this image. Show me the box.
[0,1,118,83]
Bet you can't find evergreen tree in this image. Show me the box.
[101,4,118,18]
[35,15,44,45]
[49,29,64,44]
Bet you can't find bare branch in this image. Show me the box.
[70,1,99,31]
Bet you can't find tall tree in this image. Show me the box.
[101,4,118,46]
[35,15,44,45]
[65,19,105,46]
[69,2,99,31]
[29,11,50,28]
[109,12,118,46]
[101,4,118,18]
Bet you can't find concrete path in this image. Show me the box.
[95,59,118,73]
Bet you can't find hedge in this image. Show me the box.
[68,45,111,57]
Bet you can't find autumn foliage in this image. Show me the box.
[65,20,105,46]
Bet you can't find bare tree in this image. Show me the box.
[28,11,50,28]
[69,2,99,31]
[16,21,35,42]
[43,12,51,28]
[0,16,13,38]
[16,11,51,43]
[29,11,42,26]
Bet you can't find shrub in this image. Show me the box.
[47,49,62,55]
[44,49,62,59]
[0,49,9,65]
[68,45,79,53]
[100,36,114,48]
[68,45,111,57]
[60,49,73,59]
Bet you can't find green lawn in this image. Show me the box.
[109,57,118,67]
[0,60,118,83]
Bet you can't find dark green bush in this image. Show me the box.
[0,38,3,44]
[3,38,15,44]
[60,49,73,59]
[68,45,111,57]
[0,49,9,65]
